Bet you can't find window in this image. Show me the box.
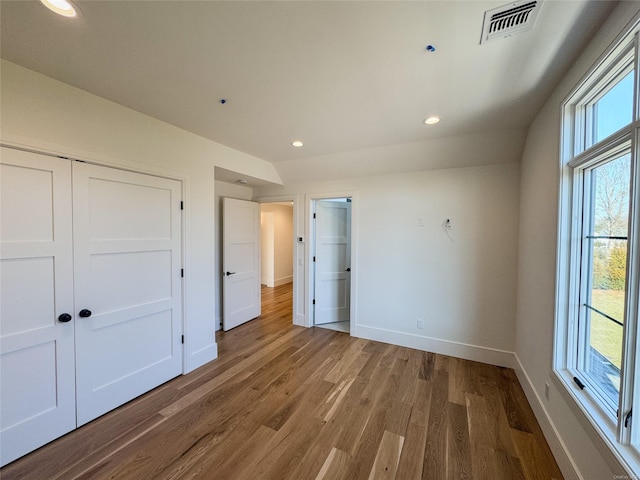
[593,71,634,143]
[557,16,640,473]
[579,150,630,410]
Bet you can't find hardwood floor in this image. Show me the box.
[1,283,563,479]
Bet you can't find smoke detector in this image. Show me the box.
[480,1,541,44]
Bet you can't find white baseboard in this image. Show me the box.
[274,275,293,287]
[513,354,581,480]
[354,325,516,368]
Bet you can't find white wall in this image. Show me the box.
[514,3,640,479]
[214,180,254,330]
[261,211,275,287]
[255,162,520,366]
[260,204,294,287]
[0,60,281,372]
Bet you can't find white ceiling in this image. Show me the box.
[0,1,616,171]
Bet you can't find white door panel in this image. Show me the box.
[73,162,182,426]
[0,149,76,466]
[314,200,351,325]
[223,198,260,331]
[87,177,173,240]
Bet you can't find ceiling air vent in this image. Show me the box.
[480,0,541,44]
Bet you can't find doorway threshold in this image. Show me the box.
[315,321,349,334]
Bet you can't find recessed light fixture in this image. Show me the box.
[291,140,304,147]
[424,116,441,125]
[40,0,77,17]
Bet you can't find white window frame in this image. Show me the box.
[573,143,631,413]
[555,15,640,474]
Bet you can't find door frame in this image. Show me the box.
[253,195,300,326]
[0,141,189,373]
[307,191,357,334]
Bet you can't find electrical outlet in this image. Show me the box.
[417,319,424,329]
[545,382,550,400]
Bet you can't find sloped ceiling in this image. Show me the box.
[0,1,616,182]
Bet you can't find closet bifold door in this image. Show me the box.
[0,148,76,467]
[72,162,183,426]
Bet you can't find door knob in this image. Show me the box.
[58,313,72,323]
[345,268,351,272]
[78,309,92,318]
[225,271,236,276]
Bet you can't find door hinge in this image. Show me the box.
[181,335,184,344]
[181,268,184,278]
[313,299,315,305]
[313,213,316,219]
[181,201,184,210]
[313,256,316,262]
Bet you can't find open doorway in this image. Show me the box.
[311,197,352,334]
[260,202,294,321]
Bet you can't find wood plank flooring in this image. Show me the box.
[1,283,563,479]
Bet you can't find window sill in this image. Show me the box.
[555,368,640,477]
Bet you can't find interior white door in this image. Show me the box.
[314,200,351,325]
[0,148,76,466]
[222,197,260,331]
[73,162,183,426]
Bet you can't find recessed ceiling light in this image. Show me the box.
[291,140,304,147]
[40,0,77,17]
[424,116,441,125]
